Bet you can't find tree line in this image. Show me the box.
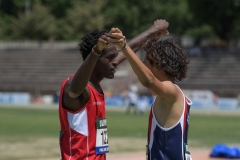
[0,0,239,43]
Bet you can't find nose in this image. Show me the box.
[112,60,119,68]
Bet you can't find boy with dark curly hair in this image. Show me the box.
[58,20,169,160]
[107,19,193,160]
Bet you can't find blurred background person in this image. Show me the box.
[137,95,149,115]
[126,85,139,114]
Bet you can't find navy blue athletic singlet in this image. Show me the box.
[147,86,192,160]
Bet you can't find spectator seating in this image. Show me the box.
[0,48,239,97]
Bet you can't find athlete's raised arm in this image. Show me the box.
[115,19,169,64]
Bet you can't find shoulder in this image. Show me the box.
[62,79,91,111]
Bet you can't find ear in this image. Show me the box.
[155,66,160,71]
[151,66,159,75]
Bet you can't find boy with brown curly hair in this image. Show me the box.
[107,19,193,160]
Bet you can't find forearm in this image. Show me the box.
[128,28,157,52]
[116,26,159,64]
[122,45,154,87]
[69,54,98,96]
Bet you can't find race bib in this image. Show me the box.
[184,143,193,160]
[95,118,109,154]
[146,144,149,160]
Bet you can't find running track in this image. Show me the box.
[107,149,240,160]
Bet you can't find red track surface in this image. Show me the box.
[107,149,240,160]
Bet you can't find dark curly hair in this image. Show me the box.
[143,38,189,82]
[79,29,107,61]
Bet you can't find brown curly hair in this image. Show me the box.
[143,38,189,82]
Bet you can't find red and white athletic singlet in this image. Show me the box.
[59,77,107,160]
[147,85,192,160]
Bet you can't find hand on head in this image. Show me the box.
[152,19,169,34]
[150,19,169,42]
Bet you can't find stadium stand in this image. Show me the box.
[0,48,80,96]
[178,51,240,97]
[0,46,239,98]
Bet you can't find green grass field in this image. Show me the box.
[1,105,240,149]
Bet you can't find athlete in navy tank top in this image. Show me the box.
[147,92,192,160]
[106,20,192,160]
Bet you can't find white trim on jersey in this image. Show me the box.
[67,108,88,136]
[68,126,72,160]
[151,85,186,131]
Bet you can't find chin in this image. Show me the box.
[106,75,114,79]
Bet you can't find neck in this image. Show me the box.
[89,74,103,85]
[89,75,103,94]
[157,70,175,83]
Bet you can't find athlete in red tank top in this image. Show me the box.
[59,81,107,160]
